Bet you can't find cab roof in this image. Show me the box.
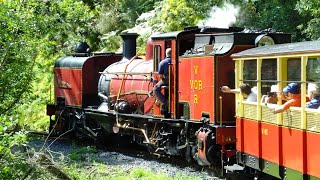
[150,26,244,40]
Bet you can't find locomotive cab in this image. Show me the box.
[150,27,246,119]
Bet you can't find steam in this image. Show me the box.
[197,2,239,28]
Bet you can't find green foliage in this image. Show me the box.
[0,0,99,131]
[296,0,320,40]
[234,0,320,41]
[235,0,307,41]
[0,117,29,179]
[96,0,162,52]
[0,1,100,177]
[186,0,224,21]
[97,0,161,34]
[64,163,201,180]
[99,33,122,52]
[69,146,97,160]
[160,0,198,31]
[130,168,171,179]
[137,32,152,55]
[0,1,38,115]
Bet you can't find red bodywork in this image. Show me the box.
[178,46,252,123]
[107,58,155,114]
[306,131,320,178]
[179,56,215,121]
[196,129,211,165]
[196,126,236,165]
[151,41,176,118]
[54,55,121,107]
[216,127,237,159]
[55,68,82,106]
[237,117,320,178]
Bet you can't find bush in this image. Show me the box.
[0,116,29,179]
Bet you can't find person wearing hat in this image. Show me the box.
[306,83,320,109]
[270,83,309,114]
[261,85,278,104]
[152,48,171,112]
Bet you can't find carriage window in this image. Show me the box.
[153,45,161,71]
[287,59,301,81]
[243,60,257,88]
[261,59,277,96]
[307,57,320,82]
[262,59,277,81]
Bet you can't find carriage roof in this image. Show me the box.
[232,40,320,59]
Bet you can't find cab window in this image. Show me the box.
[153,45,161,72]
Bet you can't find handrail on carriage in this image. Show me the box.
[238,79,317,83]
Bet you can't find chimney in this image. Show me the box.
[120,32,139,60]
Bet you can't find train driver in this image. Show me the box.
[221,83,257,102]
[153,48,171,111]
[270,83,309,114]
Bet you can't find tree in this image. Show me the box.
[296,0,320,40]
[0,1,38,115]
[235,0,307,41]
[186,0,224,22]
[0,0,98,130]
[0,0,99,177]
[97,0,161,34]
[159,0,198,31]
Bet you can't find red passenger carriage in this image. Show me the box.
[226,40,320,179]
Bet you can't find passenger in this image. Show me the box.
[261,85,278,104]
[153,48,171,111]
[270,83,308,114]
[306,83,320,109]
[221,83,257,102]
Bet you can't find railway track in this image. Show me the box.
[20,130,224,179]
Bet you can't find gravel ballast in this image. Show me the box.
[28,138,223,180]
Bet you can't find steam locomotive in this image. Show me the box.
[46,26,291,176]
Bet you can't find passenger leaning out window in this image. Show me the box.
[270,83,310,114]
[221,83,257,102]
[261,85,278,104]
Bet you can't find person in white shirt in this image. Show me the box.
[221,83,257,102]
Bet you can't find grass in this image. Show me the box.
[55,143,204,180]
[68,146,97,160]
[60,145,201,180]
[64,163,201,180]
[23,137,204,180]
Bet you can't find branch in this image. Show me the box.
[35,153,71,180]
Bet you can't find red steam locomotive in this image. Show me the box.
[46,26,290,176]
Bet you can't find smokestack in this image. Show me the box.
[120,32,139,60]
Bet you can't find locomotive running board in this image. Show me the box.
[84,108,182,121]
